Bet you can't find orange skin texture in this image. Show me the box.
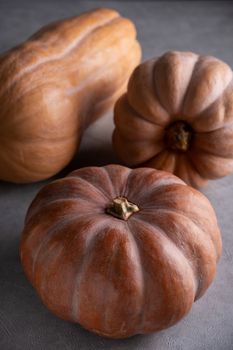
[20,164,222,338]
[113,51,233,188]
[0,8,141,183]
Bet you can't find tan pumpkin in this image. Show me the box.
[0,8,141,183]
[20,164,222,338]
[113,51,233,188]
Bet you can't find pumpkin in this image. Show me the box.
[113,51,233,188]
[20,164,222,338]
[0,8,141,183]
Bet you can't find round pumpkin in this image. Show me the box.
[0,8,141,183]
[20,164,222,338]
[113,51,233,188]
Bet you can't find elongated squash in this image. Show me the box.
[0,8,141,183]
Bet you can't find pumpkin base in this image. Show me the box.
[165,121,192,152]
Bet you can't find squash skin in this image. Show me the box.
[0,8,141,183]
[113,51,233,188]
[20,164,222,338]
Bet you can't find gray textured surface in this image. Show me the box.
[0,1,233,349]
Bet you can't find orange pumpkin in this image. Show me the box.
[113,51,233,188]
[20,164,222,338]
[0,8,141,183]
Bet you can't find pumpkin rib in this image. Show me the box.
[34,217,108,320]
[31,216,79,280]
[145,207,220,260]
[72,221,143,332]
[27,197,103,226]
[71,166,116,199]
[174,156,207,188]
[127,60,170,127]
[138,209,218,299]
[192,145,233,160]
[133,180,184,204]
[126,96,167,129]
[143,150,177,174]
[121,166,144,197]
[103,164,132,198]
[128,216,199,332]
[188,151,233,179]
[161,152,177,174]
[144,151,206,189]
[180,55,200,114]
[139,217,202,300]
[122,167,157,201]
[113,131,164,166]
[113,95,165,140]
[184,59,233,119]
[22,214,79,283]
[127,219,146,330]
[138,182,195,208]
[190,78,233,126]
[25,177,108,221]
[184,156,208,188]
[152,62,171,116]
[69,218,112,321]
[192,125,233,159]
[195,121,233,136]
[135,180,188,206]
[101,166,119,198]
[29,177,106,204]
[153,51,199,116]
[113,122,164,144]
[31,216,110,317]
[24,191,78,222]
[126,220,146,331]
[0,15,121,98]
[186,151,206,176]
[123,169,185,206]
[129,218,196,330]
[67,175,112,201]
[187,83,233,133]
[133,215,199,298]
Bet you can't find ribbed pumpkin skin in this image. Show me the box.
[20,164,222,338]
[0,8,141,183]
[113,51,233,188]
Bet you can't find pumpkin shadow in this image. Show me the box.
[0,141,121,188]
[55,141,121,179]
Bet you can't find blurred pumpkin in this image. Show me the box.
[113,51,233,188]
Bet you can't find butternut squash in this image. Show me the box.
[0,8,141,183]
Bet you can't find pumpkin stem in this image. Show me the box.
[106,197,139,220]
[165,121,192,152]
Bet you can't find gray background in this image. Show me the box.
[0,1,233,349]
